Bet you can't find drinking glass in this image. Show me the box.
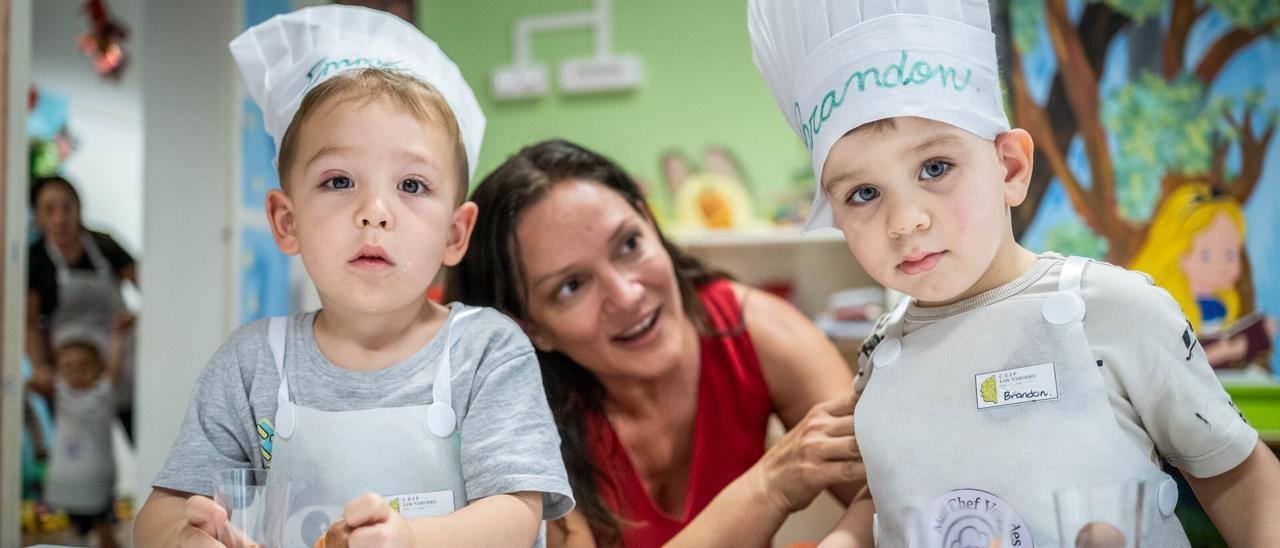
[1054,480,1144,548]
[212,468,289,548]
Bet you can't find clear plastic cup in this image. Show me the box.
[1054,481,1144,548]
[212,468,289,548]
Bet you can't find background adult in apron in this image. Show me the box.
[27,175,139,442]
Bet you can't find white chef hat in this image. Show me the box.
[51,325,109,357]
[230,4,485,179]
[749,0,1011,231]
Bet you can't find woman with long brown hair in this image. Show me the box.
[451,140,868,546]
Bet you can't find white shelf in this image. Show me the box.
[669,226,846,248]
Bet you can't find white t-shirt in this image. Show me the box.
[857,253,1258,478]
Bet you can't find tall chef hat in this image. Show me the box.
[749,0,1010,230]
[230,4,485,179]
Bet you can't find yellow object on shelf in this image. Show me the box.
[674,173,759,231]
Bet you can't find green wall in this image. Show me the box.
[420,0,809,213]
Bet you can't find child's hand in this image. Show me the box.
[112,312,136,334]
[181,494,229,547]
[318,493,413,548]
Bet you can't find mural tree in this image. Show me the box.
[1004,0,1278,280]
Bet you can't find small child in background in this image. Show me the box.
[28,313,133,548]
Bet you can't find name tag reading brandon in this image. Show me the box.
[388,490,455,518]
[975,363,1059,409]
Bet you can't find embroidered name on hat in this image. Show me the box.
[795,51,975,150]
[306,56,403,89]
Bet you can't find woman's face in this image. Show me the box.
[34,184,81,246]
[516,180,688,381]
[1181,213,1243,296]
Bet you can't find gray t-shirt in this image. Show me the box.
[154,304,574,521]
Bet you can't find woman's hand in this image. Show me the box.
[318,493,414,548]
[754,393,861,513]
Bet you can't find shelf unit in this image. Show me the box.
[670,226,876,329]
[668,226,845,248]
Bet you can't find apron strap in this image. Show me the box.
[1043,256,1090,326]
[429,307,483,437]
[268,317,289,396]
[268,316,296,437]
[1058,256,1089,296]
[80,232,114,279]
[883,294,911,339]
[46,232,114,278]
[434,307,483,409]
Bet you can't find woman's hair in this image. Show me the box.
[276,68,468,202]
[30,175,80,210]
[448,139,726,543]
[1129,182,1246,332]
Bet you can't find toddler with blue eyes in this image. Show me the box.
[749,0,1280,546]
[134,6,572,548]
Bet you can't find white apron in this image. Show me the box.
[855,257,1188,547]
[45,378,116,514]
[265,308,479,547]
[46,232,134,410]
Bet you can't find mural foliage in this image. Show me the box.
[1007,0,1280,374]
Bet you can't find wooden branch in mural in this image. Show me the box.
[1010,55,1106,236]
[1195,17,1280,84]
[1210,141,1230,190]
[1043,0,1126,248]
[1221,106,1277,203]
[1163,0,1206,79]
[1012,4,1130,239]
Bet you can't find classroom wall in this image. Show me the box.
[133,0,238,501]
[420,0,808,212]
[31,0,144,254]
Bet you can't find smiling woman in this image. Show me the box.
[450,139,869,547]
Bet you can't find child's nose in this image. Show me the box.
[886,197,930,238]
[355,195,392,229]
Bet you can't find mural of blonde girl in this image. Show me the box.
[1131,182,1277,371]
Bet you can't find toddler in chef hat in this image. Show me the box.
[135,6,572,547]
[29,317,132,548]
[750,1,1278,547]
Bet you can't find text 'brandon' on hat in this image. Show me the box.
[749,0,1011,231]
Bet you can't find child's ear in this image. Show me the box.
[442,201,478,267]
[994,129,1035,207]
[266,189,301,255]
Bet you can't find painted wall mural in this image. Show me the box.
[1008,0,1280,375]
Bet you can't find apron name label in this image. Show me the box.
[976,363,1059,409]
[388,489,455,519]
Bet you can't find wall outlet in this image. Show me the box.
[491,64,549,100]
[558,55,642,94]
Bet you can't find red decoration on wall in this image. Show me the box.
[79,0,129,80]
